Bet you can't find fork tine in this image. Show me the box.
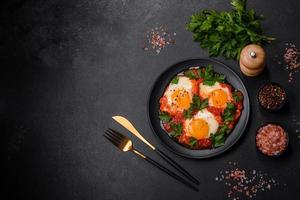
[103,132,120,147]
[105,130,122,143]
[107,128,126,140]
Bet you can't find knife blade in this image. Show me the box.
[112,116,155,150]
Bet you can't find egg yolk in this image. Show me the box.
[188,118,209,139]
[171,89,191,110]
[210,89,228,107]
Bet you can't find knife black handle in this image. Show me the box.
[155,147,200,185]
[144,155,199,191]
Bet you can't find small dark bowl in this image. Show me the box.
[255,122,289,157]
[257,82,286,112]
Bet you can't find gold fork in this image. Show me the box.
[104,128,198,191]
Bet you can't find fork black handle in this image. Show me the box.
[142,154,199,191]
[154,147,200,185]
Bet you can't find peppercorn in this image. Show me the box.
[258,83,286,111]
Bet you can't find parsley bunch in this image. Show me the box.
[186,0,275,60]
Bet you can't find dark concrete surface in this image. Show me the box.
[2,0,300,199]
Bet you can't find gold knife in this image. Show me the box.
[112,116,155,150]
[112,115,200,185]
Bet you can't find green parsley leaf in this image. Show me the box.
[199,98,208,110]
[184,109,193,119]
[205,64,213,79]
[218,124,231,135]
[210,124,231,147]
[189,137,198,147]
[170,123,183,137]
[202,65,226,86]
[233,91,242,102]
[171,76,179,84]
[231,0,245,14]
[197,68,205,78]
[210,132,226,147]
[227,102,235,110]
[191,95,201,108]
[159,111,171,122]
[223,103,236,123]
[184,70,198,79]
[203,80,216,86]
[183,96,209,119]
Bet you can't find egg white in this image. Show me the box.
[184,109,219,138]
[164,76,193,112]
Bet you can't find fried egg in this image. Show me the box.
[160,76,197,115]
[184,109,219,140]
[199,82,232,109]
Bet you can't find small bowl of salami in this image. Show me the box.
[256,123,289,157]
[257,82,286,111]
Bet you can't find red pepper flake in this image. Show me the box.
[142,25,176,54]
[284,43,300,82]
[215,162,285,200]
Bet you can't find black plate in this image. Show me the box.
[148,58,250,159]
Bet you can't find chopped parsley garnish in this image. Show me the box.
[170,76,179,84]
[233,91,242,102]
[218,124,231,135]
[183,109,193,119]
[189,137,198,147]
[184,95,208,119]
[210,125,231,147]
[223,103,236,123]
[170,122,183,137]
[184,65,225,86]
[202,64,226,86]
[197,68,205,78]
[210,132,226,148]
[159,111,171,122]
[184,70,198,79]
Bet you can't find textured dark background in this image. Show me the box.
[3,0,300,200]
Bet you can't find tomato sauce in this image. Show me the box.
[198,138,212,149]
[159,96,170,112]
[172,112,184,124]
[207,106,223,116]
[178,132,190,144]
[220,82,233,92]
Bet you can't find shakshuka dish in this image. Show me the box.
[159,64,243,149]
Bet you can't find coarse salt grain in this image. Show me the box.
[256,124,288,156]
[142,25,176,54]
[284,43,300,82]
[215,162,283,200]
